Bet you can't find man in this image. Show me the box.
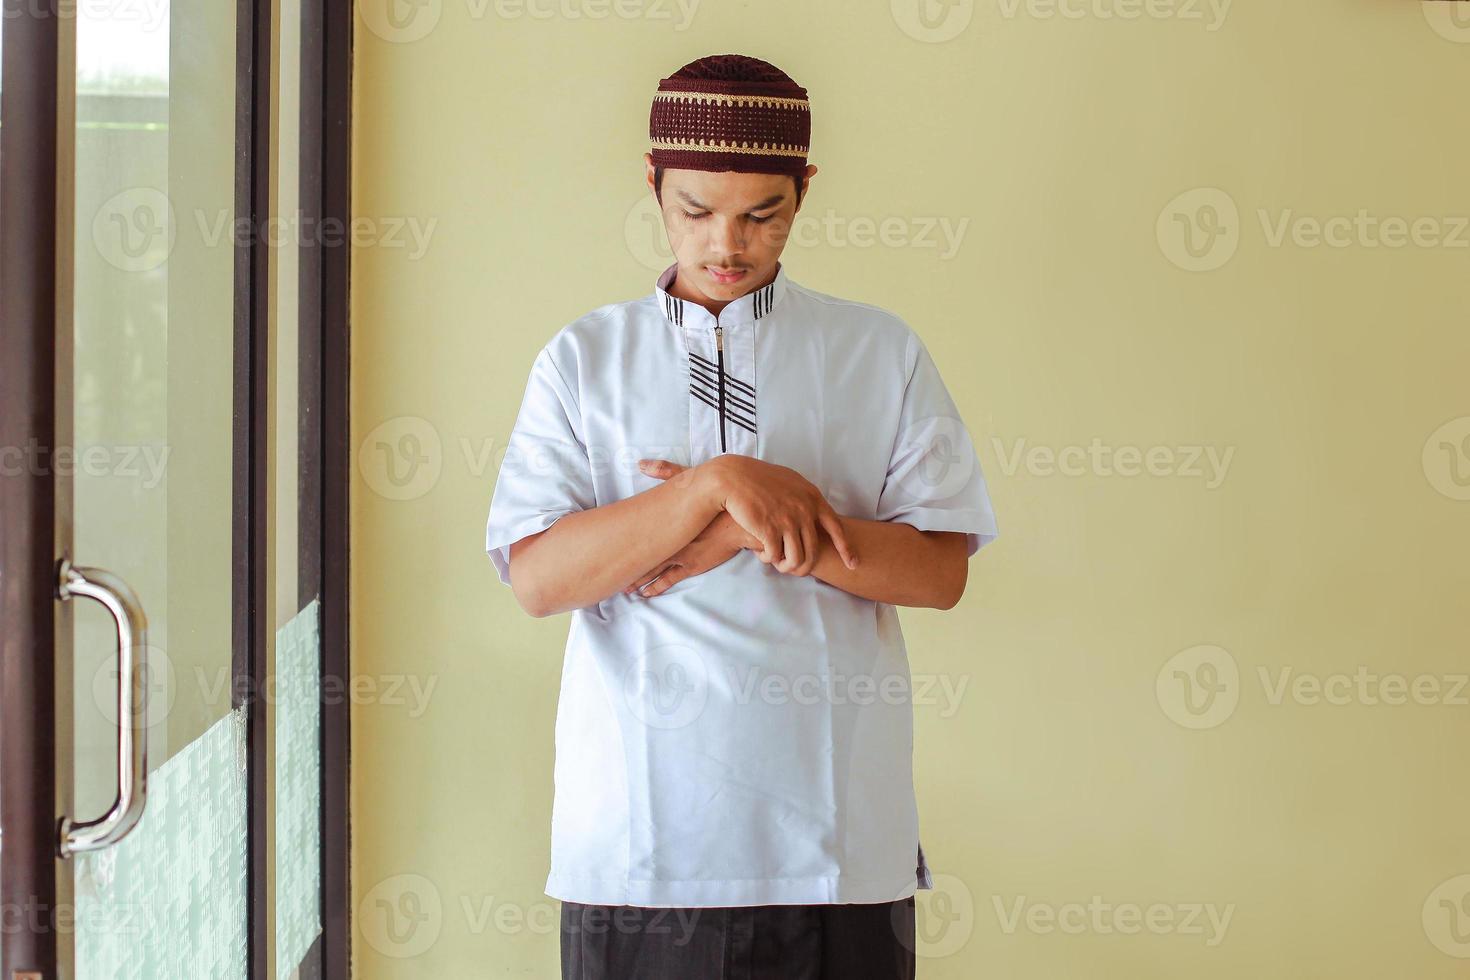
[484,53,998,979]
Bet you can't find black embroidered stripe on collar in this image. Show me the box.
[658,274,781,329]
[753,280,774,319]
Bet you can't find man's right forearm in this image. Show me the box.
[508,459,727,617]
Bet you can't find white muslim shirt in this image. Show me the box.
[484,260,998,908]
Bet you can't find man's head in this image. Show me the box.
[646,54,816,309]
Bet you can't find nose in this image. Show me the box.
[707,214,745,259]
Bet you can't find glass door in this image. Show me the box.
[57,0,249,976]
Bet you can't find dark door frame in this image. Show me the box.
[317,0,355,971]
[240,0,357,973]
[240,0,272,964]
[0,0,353,975]
[0,0,62,975]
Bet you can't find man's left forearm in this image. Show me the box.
[804,516,969,609]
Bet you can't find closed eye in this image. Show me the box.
[681,211,777,224]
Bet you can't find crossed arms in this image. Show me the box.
[505,453,969,619]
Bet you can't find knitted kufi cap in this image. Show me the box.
[649,54,811,178]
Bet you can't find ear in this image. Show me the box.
[795,164,818,213]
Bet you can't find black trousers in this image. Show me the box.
[560,897,916,980]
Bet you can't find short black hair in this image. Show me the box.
[654,164,804,212]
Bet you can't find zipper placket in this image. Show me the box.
[713,323,727,453]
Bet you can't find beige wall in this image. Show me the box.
[350,3,1470,976]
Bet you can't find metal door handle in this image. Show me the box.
[55,558,149,857]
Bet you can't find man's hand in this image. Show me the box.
[624,457,967,609]
[638,456,858,575]
[620,511,761,598]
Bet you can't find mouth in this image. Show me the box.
[706,266,749,284]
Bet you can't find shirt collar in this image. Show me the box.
[654,260,790,330]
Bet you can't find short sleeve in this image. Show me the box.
[874,330,999,557]
[484,345,596,586]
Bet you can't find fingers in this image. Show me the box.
[775,523,803,574]
[623,564,671,595]
[796,522,816,576]
[639,567,685,597]
[770,520,819,577]
[629,564,685,598]
[817,507,859,570]
[749,518,781,565]
[637,458,692,487]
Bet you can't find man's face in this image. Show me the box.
[647,158,812,304]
